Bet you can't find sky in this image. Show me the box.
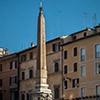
[0,0,100,53]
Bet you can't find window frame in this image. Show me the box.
[10,76,17,85]
[95,85,100,95]
[80,65,86,77]
[52,43,60,52]
[80,48,86,62]
[54,62,59,73]
[80,87,85,97]
[29,69,33,79]
[95,62,100,75]
[64,65,67,74]
[54,85,60,99]
[73,47,77,56]
[73,62,77,72]
[95,44,100,58]
[72,78,79,88]
[22,71,25,80]
[64,50,67,59]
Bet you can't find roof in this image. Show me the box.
[61,32,100,46]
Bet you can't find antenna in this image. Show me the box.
[93,13,97,26]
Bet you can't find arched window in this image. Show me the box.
[54,62,59,72]
[22,72,25,80]
[21,94,25,100]
[29,69,33,79]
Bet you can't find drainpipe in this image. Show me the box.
[17,53,20,100]
[60,39,64,100]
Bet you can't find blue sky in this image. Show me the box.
[0,0,100,53]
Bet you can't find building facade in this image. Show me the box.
[0,2,100,99]
[0,26,100,100]
[0,53,18,100]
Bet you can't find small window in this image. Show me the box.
[95,62,100,75]
[72,78,79,88]
[29,69,33,79]
[54,86,60,99]
[84,32,87,37]
[0,79,2,87]
[64,80,68,89]
[22,72,25,80]
[0,64,2,71]
[54,62,59,72]
[21,94,25,100]
[10,61,17,69]
[73,47,77,56]
[73,35,76,40]
[81,87,85,97]
[80,65,86,77]
[10,76,17,85]
[95,44,100,58]
[64,50,67,59]
[30,52,33,60]
[52,43,60,52]
[64,65,67,74]
[21,55,27,62]
[73,63,77,72]
[96,85,100,95]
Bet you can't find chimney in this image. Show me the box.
[31,42,34,47]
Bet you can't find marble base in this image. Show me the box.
[31,84,52,100]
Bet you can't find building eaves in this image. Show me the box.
[61,32,100,46]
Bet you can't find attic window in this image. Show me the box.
[84,32,87,37]
[73,35,76,40]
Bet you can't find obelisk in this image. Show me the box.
[31,1,52,100]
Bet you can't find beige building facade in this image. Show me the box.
[0,26,100,100]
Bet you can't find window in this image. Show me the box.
[73,63,77,72]
[64,50,67,59]
[72,78,79,88]
[29,69,33,79]
[73,47,77,56]
[73,35,76,40]
[0,79,2,87]
[54,62,59,72]
[0,92,3,100]
[0,64,2,71]
[10,61,17,69]
[64,65,67,74]
[27,93,30,100]
[96,85,100,95]
[95,62,100,75]
[52,43,60,52]
[81,87,85,97]
[30,52,33,59]
[21,55,27,62]
[81,65,86,77]
[21,94,25,100]
[54,86,60,99]
[95,44,100,58]
[64,80,67,89]
[84,32,87,37]
[10,76,17,85]
[10,92,16,100]
[80,48,86,61]
[22,72,25,80]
